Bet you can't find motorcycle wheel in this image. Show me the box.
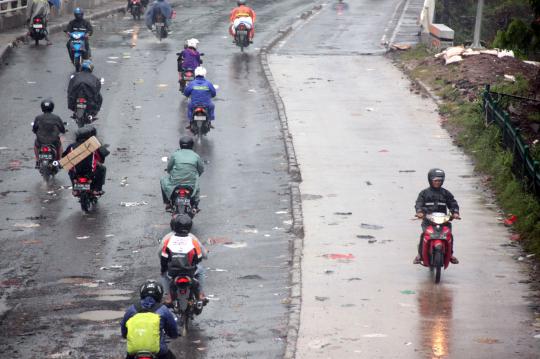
[434,251,443,284]
[80,192,90,212]
[35,38,39,46]
[74,56,81,72]
[39,163,51,182]
[180,310,190,336]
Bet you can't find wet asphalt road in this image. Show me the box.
[0,0,316,357]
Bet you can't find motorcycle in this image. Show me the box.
[68,31,87,72]
[72,176,100,212]
[154,14,167,41]
[178,68,194,93]
[169,185,197,218]
[234,23,250,52]
[29,16,47,46]
[73,97,94,128]
[419,212,456,283]
[130,0,142,20]
[171,274,205,336]
[190,105,211,139]
[37,144,59,181]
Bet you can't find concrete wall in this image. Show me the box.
[0,0,119,32]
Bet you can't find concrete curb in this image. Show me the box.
[258,3,323,359]
[0,4,126,66]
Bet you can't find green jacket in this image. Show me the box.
[160,149,204,200]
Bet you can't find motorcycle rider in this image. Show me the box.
[25,0,52,45]
[183,66,217,129]
[121,280,178,359]
[145,0,172,32]
[413,168,461,265]
[64,7,93,61]
[160,136,204,211]
[127,0,148,13]
[63,125,108,196]
[229,0,256,42]
[160,214,209,307]
[67,60,103,118]
[32,99,65,167]
[177,39,202,82]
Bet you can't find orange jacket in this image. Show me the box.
[230,5,256,23]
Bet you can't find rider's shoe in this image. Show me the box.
[450,256,459,264]
[413,255,421,264]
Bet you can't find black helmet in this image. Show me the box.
[170,214,192,236]
[179,136,194,149]
[41,99,54,113]
[427,168,445,187]
[139,280,164,302]
[237,0,246,5]
[74,7,84,20]
[75,125,97,143]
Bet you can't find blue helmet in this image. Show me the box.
[81,59,94,72]
[74,7,84,19]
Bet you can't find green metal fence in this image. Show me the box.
[482,85,540,197]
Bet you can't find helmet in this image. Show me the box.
[74,7,84,19]
[427,168,445,187]
[179,136,194,149]
[186,38,199,49]
[41,99,54,113]
[81,60,94,72]
[237,0,246,5]
[139,280,164,302]
[194,66,206,78]
[75,125,97,143]
[170,214,193,236]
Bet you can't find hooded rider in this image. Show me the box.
[160,136,204,211]
[67,60,103,118]
[145,0,172,31]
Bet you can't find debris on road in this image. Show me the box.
[120,201,148,207]
[322,253,355,261]
[120,177,129,187]
[76,236,90,240]
[400,290,416,295]
[100,265,123,271]
[503,214,517,227]
[208,237,233,245]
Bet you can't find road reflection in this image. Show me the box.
[417,281,454,358]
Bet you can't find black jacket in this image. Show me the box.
[32,113,65,144]
[64,18,93,35]
[67,72,102,112]
[415,187,459,215]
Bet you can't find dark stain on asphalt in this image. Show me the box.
[239,275,263,280]
[360,223,384,230]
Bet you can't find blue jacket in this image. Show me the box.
[120,297,178,355]
[184,77,216,105]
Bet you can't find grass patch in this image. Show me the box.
[393,48,540,256]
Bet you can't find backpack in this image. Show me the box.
[126,302,162,355]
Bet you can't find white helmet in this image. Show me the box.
[194,66,207,77]
[186,38,199,49]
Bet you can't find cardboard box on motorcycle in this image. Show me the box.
[59,136,101,171]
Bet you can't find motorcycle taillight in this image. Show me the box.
[179,188,188,197]
[35,18,41,23]
[41,146,50,152]
[78,177,89,183]
[77,98,87,103]
[186,71,193,77]
[195,107,205,112]
[176,277,190,284]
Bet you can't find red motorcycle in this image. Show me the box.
[419,213,456,283]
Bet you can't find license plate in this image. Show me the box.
[237,30,248,35]
[39,153,52,159]
[73,183,91,191]
[194,115,206,122]
[76,103,87,109]
[33,24,43,29]
[155,22,164,26]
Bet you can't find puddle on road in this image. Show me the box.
[92,289,133,296]
[94,295,131,301]
[77,310,125,321]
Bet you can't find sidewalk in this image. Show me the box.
[0,0,126,65]
[268,2,540,358]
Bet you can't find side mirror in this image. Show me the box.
[31,122,34,126]
[100,78,105,85]
[200,52,205,56]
